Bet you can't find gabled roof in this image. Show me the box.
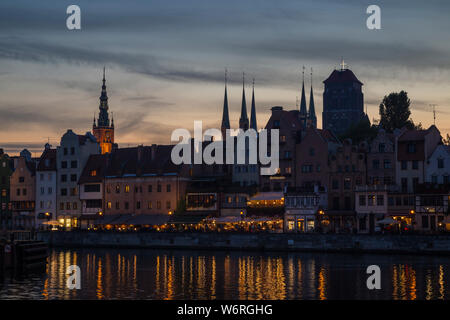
[323,69,363,85]
[398,125,439,142]
[37,148,57,171]
[79,154,108,184]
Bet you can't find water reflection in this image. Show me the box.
[0,249,449,300]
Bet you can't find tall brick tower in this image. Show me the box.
[93,67,114,154]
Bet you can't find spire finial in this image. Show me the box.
[103,66,106,82]
[310,67,313,85]
[225,68,228,86]
[340,57,347,71]
[302,65,305,82]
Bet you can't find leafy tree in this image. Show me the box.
[339,116,378,144]
[379,91,414,132]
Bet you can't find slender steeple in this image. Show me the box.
[97,66,110,127]
[250,78,257,131]
[221,69,230,136]
[299,66,308,128]
[308,67,317,128]
[239,72,249,130]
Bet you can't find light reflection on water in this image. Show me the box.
[0,248,449,300]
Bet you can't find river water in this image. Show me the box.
[0,248,449,300]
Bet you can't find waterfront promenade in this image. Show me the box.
[38,231,450,255]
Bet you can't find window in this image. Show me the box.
[136,201,141,210]
[115,185,120,193]
[332,180,339,189]
[60,202,64,210]
[407,143,416,153]
[368,195,375,206]
[372,160,380,169]
[148,185,152,192]
[383,160,391,169]
[66,202,71,210]
[273,120,280,128]
[166,184,171,192]
[401,178,407,192]
[148,201,152,209]
[1,189,6,197]
[422,216,429,229]
[61,174,67,182]
[285,167,292,174]
[61,188,67,196]
[70,161,77,169]
[70,174,77,182]
[40,187,44,195]
[157,201,161,209]
[90,170,97,177]
[16,188,20,196]
[125,202,129,210]
[84,184,100,192]
[48,187,52,195]
[40,173,44,181]
[388,197,394,206]
[359,195,366,206]
[70,188,77,196]
[401,161,407,170]
[107,202,112,209]
[309,148,315,156]
[377,195,384,206]
[344,178,351,190]
[166,201,171,209]
[63,148,68,155]
[157,184,162,192]
[378,143,386,153]
[125,185,130,193]
[444,175,449,184]
[19,176,25,183]
[70,147,75,155]
[280,135,286,142]
[438,158,444,169]
[412,161,418,170]
[432,175,437,184]
[22,188,27,196]
[61,161,67,169]
[115,201,120,209]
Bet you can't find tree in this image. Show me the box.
[379,91,413,132]
[339,116,378,144]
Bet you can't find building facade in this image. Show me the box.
[367,129,396,186]
[0,149,13,230]
[35,145,57,228]
[425,145,450,184]
[56,130,100,229]
[10,150,36,229]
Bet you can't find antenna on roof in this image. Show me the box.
[429,104,437,125]
[340,57,347,71]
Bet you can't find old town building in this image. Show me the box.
[0,149,13,229]
[425,144,450,184]
[395,125,441,193]
[367,129,397,186]
[35,144,57,228]
[10,149,36,229]
[56,130,100,228]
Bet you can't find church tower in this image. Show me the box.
[93,67,115,154]
[250,79,257,131]
[307,68,317,129]
[239,73,249,131]
[299,66,308,129]
[221,69,230,138]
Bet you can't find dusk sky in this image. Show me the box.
[1,0,450,155]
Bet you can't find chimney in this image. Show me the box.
[137,144,144,162]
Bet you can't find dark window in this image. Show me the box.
[63,148,68,155]
[333,197,340,210]
[115,185,120,193]
[378,143,386,153]
[377,195,384,206]
[61,188,67,196]
[136,201,141,209]
[344,178,351,190]
[70,174,77,182]
[70,161,77,169]
[70,147,75,155]
[383,160,391,169]
[359,195,366,206]
[412,161,418,170]
[148,185,152,192]
[61,174,67,182]
[407,143,416,153]
[61,161,67,169]
[372,160,380,169]
[115,201,120,209]
[157,184,162,192]
[86,199,102,208]
[19,176,25,183]
[344,197,351,210]
[125,202,129,210]
[438,158,444,169]
[84,184,100,192]
[332,180,339,189]
[401,178,408,192]
[422,216,429,229]
[401,161,407,170]
[167,184,171,192]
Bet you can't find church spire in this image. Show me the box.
[221,69,230,136]
[239,72,249,130]
[97,66,110,127]
[250,78,257,131]
[308,67,317,128]
[299,66,307,128]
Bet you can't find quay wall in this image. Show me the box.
[37,232,450,255]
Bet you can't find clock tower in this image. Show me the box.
[93,68,115,154]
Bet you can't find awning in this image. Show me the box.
[376,217,400,225]
[250,192,284,201]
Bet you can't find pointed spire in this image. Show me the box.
[250,78,257,130]
[97,67,110,127]
[239,72,249,130]
[221,68,230,135]
[111,112,114,128]
[308,67,317,128]
[299,66,307,129]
